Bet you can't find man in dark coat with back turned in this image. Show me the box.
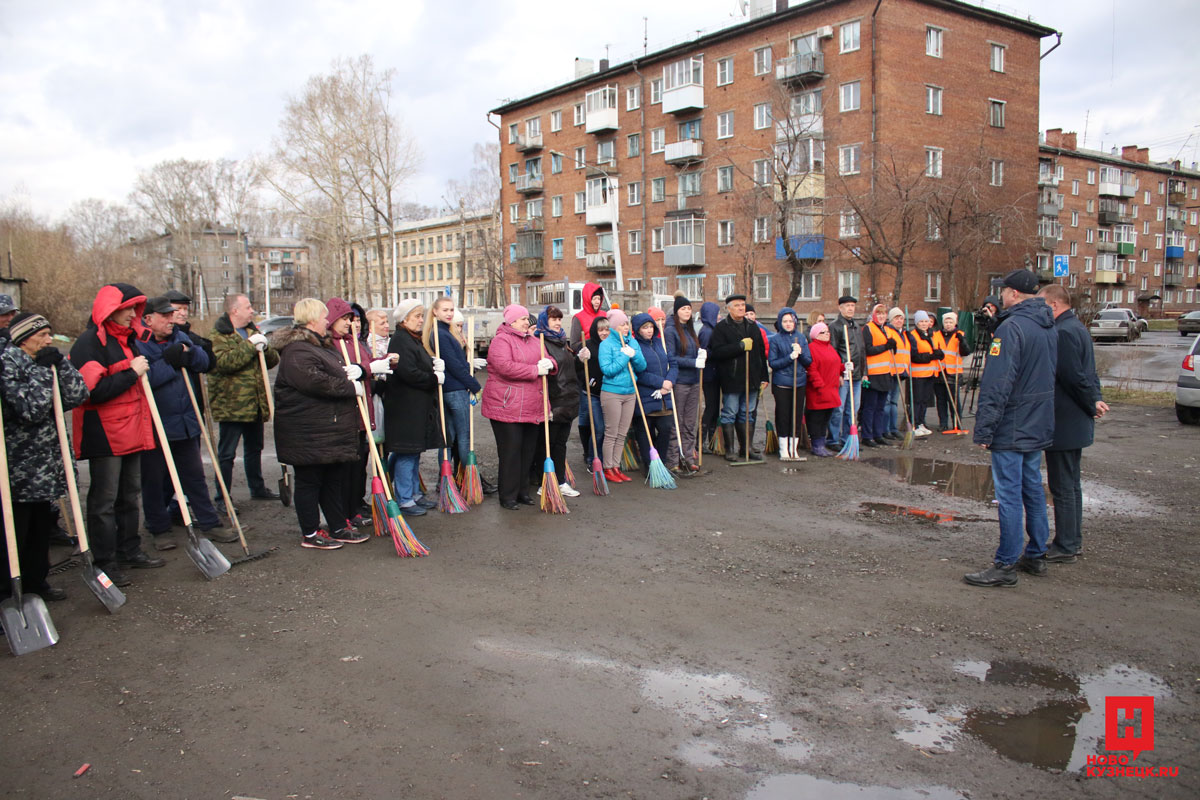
[708,294,768,461]
[1038,284,1108,564]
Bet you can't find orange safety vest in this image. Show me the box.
[933,330,964,375]
[889,326,910,375]
[864,322,893,376]
[909,331,940,378]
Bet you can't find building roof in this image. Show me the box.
[490,0,1057,115]
[1039,143,1200,179]
[350,210,496,243]
[247,237,310,248]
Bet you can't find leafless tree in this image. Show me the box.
[446,142,504,307]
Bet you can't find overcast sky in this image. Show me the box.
[1,0,1197,221]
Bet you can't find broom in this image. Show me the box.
[654,318,691,474]
[836,333,861,461]
[537,334,569,514]
[624,331,676,489]
[621,438,641,472]
[433,327,468,513]
[765,419,779,455]
[941,369,970,435]
[457,317,484,504]
[582,358,608,495]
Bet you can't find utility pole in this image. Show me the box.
[458,199,468,304]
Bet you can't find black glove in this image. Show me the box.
[163,342,187,368]
[34,346,64,367]
[931,348,944,359]
[887,338,897,352]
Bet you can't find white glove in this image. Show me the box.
[695,354,707,369]
[435,371,445,385]
[431,357,445,373]
[697,348,707,359]
[578,346,591,362]
[353,381,365,398]
[845,360,854,372]
[472,357,487,370]
[248,333,268,351]
[536,358,554,375]
[791,342,802,354]
[620,345,636,358]
[843,364,854,381]
[369,358,393,376]
[790,349,800,361]
[343,364,363,381]
[651,390,663,400]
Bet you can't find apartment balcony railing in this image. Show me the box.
[776,113,823,141]
[515,133,543,152]
[585,107,618,134]
[1094,270,1124,284]
[1164,272,1184,288]
[774,235,824,260]
[1096,241,1118,253]
[585,252,616,272]
[515,258,545,277]
[664,243,705,268]
[1038,202,1060,218]
[775,52,825,84]
[664,139,704,165]
[1166,217,1185,232]
[515,173,543,194]
[1037,170,1059,187]
[1097,179,1122,197]
[662,83,704,115]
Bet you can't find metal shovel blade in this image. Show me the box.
[80,554,125,613]
[278,466,293,507]
[184,526,231,580]
[1,590,59,656]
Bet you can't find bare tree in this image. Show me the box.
[446,142,504,307]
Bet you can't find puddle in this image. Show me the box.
[860,502,985,524]
[895,703,968,752]
[746,774,964,800]
[953,659,1079,693]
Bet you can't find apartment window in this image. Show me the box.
[839,271,861,299]
[1086,228,1094,243]
[627,133,640,158]
[990,218,1002,243]
[551,195,563,217]
[550,110,561,131]
[1156,207,1164,222]
[924,147,943,179]
[926,26,943,57]
[717,111,733,139]
[651,228,664,252]
[754,217,770,243]
[679,171,702,197]
[1143,221,1150,234]
[1087,169,1096,185]
[628,181,642,205]
[1072,210,1079,227]
[508,123,518,144]
[221,254,229,264]
[1070,241,1078,256]
[575,236,587,258]
[508,163,518,183]
[717,220,734,246]
[1155,233,1163,248]
[573,103,585,126]
[989,99,1005,128]
[650,128,665,153]
[926,212,941,241]
[753,159,772,186]
[628,229,642,255]
[1071,179,1079,195]
[597,139,615,165]
[650,79,662,104]
[840,81,860,112]
[925,272,942,302]
[551,238,563,260]
[718,274,736,299]
[797,271,821,300]
[574,191,586,214]
[678,276,704,301]
[754,274,771,302]
[1087,198,1095,213]
[651,177,665,202]
[753,46,772,75]
[840,20,861,53]
[753,103,772,130]
[526,118,541,138]
[550,153,562,174]
[1141,248,1148,263]
[716,57,733,86]
[1084,256,1092,273]
[839,144,861,176]
[679,118,701,140]
[574,147,586,169]
[626,85,641,111]
[509,203,519,223]
[990,43,1005,73]
[990,159,1004,186]
[717,165,733,193]
[840,210,860,237]
[926,85,943,115]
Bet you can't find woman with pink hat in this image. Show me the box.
[804,322,843,457]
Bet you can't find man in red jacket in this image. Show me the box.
[68,284,165,586]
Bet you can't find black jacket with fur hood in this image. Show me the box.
[272,325,359,466]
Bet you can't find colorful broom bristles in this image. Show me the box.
[836,422,861,461]
[563,460,576,489]
[384,498,429,557]
[458,451,483,505]
[369,476,389,537]
[645,447,677,489]
[437,454,469,514]
[591,455,609,495]
[708,427,725,455]
[765,420,779,455]
[621,438,640,472]
[539,457,569,514]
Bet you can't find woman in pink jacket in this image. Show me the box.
[481,304,554,510]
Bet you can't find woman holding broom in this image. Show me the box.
[804,322,842,457]
[597,309,645,485]
[481,304,554,510]
[629,312,677,473]
[384,299,442,516]
[767,308,812,461]
[906,310,940,437]
[577,316,609,472]
[663,296,703,476]
[534,306,581,498]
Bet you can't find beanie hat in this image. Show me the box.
[451,309,464,325]
[325,297,354,326]
[393,298,422,325]
[647,306,666,322]
[809,322,829,338]
[9,312,50,346]
[502,303,529,326]
[607,309,629,328]
[913,310,931,324]
[887,307,904,322]
[942,311,958,324]
[673,295,692,315]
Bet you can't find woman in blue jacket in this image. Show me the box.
[663,296,703,474]
[597,309,645,483]
[767,308,812,460]
[698,301,721,450]
[630,312,678,473]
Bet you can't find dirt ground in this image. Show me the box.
[1,396,1197,799]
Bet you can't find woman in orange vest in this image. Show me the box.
[906,310,941,437]
[885,307,909,438]
[860,304,897,447]
[932,311,972,431]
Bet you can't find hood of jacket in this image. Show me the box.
[273,325,332,351]
[213,312,263,337]
[774,307,799,333]
[996,296,1055,331]
[325,297,354,328]
[90,283,146,344]
[574,282,608,337]
[631,312,658,341]
[699,301,719,329]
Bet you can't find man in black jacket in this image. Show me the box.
[708,294,768,461]
[828,295,864,449]
[1038,284,1108,564]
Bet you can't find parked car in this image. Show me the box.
[1177,310,1200,337]
[1102,306,1149,333]
[1089,310,1139,343]
[257,315,294,336]
[1176,334,1200,424]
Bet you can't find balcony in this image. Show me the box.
[1096,241,1117,253]
[1167,183,1186,206]
[664,139,704,165]
[1116,242,1136,256]
[775,52,825,85]
[775,173,825,203]
[1167,217,1185,232]
[585,251,616,272]
[1165,245,1185,259]
[1039,236,1059,251]
[1097,210,1125,226]
[1164,272,1184,288]
[515,258,545,277]
[1098,179,1122,197]
[515,173,544,194]
[586,162,618,178]
[515,133,543,152]
[585,107,618,134]
[775,236,824,260]
[1094,270,1123,284]
[585,202,616,227]
[662,84,704,115]
[1038,202,1060,217]
[1037,170,1059,187]
[776,113,823,141]
[516,215,544,232]
[1120,181,1138,198]
[664,243,705,267]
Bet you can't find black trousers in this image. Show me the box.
[0,502,54,596]
[806,407,833,441]
[631,413,673,468]
[86,454,144,565]
[490,420,539,504]
[216,421,268,496]
[1046,448,1084,554]
[701,378,721,437]
[934,374,962,428]
[141,437,220,534]
[293,462,349,536]
[343,431,369,518]
[533,420,573,485]
[771,385,806,438]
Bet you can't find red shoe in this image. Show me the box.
[603,468,623,484]
[613,469,633,482]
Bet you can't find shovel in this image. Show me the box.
[51,367,125,612]
[141,375,230,580]
[278,465,293,507]
[0,398,59,654]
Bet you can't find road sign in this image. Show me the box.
[1053,255,1070,278]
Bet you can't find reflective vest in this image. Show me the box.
[864,322,893,376]
[933,330,964,375]
[889,326,910,375]
[909,331,940,378]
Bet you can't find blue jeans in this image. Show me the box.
[390,452,423,507]
[443,390,472,466]
[577,394,605,462]
[885,382,900,435]
[990,449,1049,565]
[719,390,759,425]
[828,379,861,444]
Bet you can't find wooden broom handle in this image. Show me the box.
[50,367,91,555]
[257,349,274,420]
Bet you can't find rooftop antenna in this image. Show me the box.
[643,17,648,56]
[1081,110,1090,149]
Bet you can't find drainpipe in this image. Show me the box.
[870,0,882,195]
[632,60,649,290]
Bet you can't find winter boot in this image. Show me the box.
[811,437,834,457]
[721,423,738,462]
[702,427,715,454]
[745,420,764,461]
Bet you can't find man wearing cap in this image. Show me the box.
[965,269,1057,588]
[210,294,279,500]
[708,294,769,461]
[137,297,234,551]
[0,294,18,342]
[828,295,864,449]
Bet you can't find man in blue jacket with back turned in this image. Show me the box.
[965,269,1057,588]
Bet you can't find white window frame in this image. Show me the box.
[717,165,733,193]
[839,143,861,176]
[573,103,585,126]
[840,20,861,53]
[796,271,821,301]
[989,99,1005,128]
[628,229,642,255]
[840,210,860,238]
[717,274,736,299]
[574,147,586,170]
[717,111,733,139]
[717,220,734,246]
[753,103,771,130]
[754,217,770,243]
[650,128,665,153]
[716,56,733,86]
[574,191,586,214]
[926,26,943,58]
[626,85,641,111]
[926,85,943,115]
[550,110,562,132]
[550,153,562,174]
[753,46,772,76]
[650,79,662,104]
[627,133,640,158]
[753,158,772,186]
[925,271,942,302]
[551,195,563,217]
[840,81,860,112]
[508,123,518,144]
[990,43,1006,73]
[838,271,861,299]
[575,236,587,259]
[628,181,642,206]
[754,273,771,303]
[990,159,1004,187]
[925,146,943,179]
[651,178,665,203]
[651,228,664,252]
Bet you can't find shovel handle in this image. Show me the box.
[257,349,274,420]
[0,395,20,583]
[50,367,91,556]
[182,369,247,554]
[141,374,191,527]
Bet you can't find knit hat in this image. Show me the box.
[451,309,464,325]
[942,311,958,324]
[809,322,829,338]
[887,307,904,322]
[502,303,529,326]
[607,309,629,328]
[325,297,354,326]
[673,295,692,315]
[647,306,666,322]
[983,296,1000,311]
[913,310,931,324]
[9,311,50,345]
[393,298,422,324]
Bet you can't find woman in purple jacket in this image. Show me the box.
[480,304,554,510]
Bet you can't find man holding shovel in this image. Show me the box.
[708,294,768,462]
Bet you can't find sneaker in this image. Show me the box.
[559,482,581,498]
[914,425,933,437]
[329,528,370,544]
[399,503,427,517]
[1017,555,1048,576]
[1043,547,1078,564]
[963,562,1018,587]
[348,513,372,528]
[301,531,343,550]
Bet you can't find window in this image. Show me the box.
[1086,228,1094,243]
[221,239,229,248]
[678,275,704,300]
[718,274,736,299]
[926,212,941,241]
[221,254,229,264]
[650,79,662,104]
[650,128,665,153]
[509,203,519,223]
[626,85,641,111]
[839,144,861,176]
[990,218,1002,243]
[925,147,943,178]
[627,133,640,157]
[796,271,821,300]
[926,26,943,57]
[508,123,518,144]
[717,111,733,139]
[990,43,1005,72]
[550,153,562,174]
[651,177,665,202]
[679,171,702,197]
[754,103,772,130]
[551,238,563,260]
[678,118,701,140]
[753,159,772,186]
[840,20,861,53]
[754,273,771,302]
[717,220,734,245]
[1087,198,1095,213]
[1141,248,1148,263]
[1084,256,1092,273]
[753,46,772,75]
[628,229,642,254]
[989,99,1005,128]
[651,228,664,251]
[575,236,587,258]
[717,165,733,193]
[526,118,541,138]
[1071,179,1080,195]
[925,271,942,302]
[550,110,561,131]
[1072,211,1079,227]
[754,217,770,243]
[838,271,861,299]
[551,195,563,217]
[1086,169,1096,185]
[840,210,860,237]
[573,103,585,126]
[664,56,703,91]
[628,181,642,205]
[574,147,586,169]
[525,199,542,220]
[990,159,1004,186]
[508,163,518,183]
[840,81,860,112]
[716,57,733,85]
[926,85,943,115]
[574,191,586,214]
[597,139,615,165]
[1070,241,1078,256]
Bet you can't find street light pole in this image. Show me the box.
[550,150,624,292]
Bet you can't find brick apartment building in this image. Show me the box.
[1038,128,1200,317]
[491,0,1055,316]
[246,237,312,317]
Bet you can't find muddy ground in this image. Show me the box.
[1,396,1197,799]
